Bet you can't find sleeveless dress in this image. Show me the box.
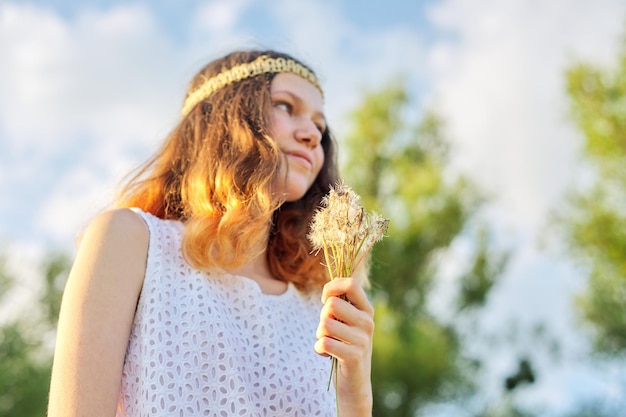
[116,209,336,417]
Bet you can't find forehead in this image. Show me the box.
[270,73,324,109]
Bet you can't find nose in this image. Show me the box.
[295,117,322,148]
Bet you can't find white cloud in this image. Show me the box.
[192,0,251,34]
[0,3,177,144]
[0,3,187,246]
[0,3,73,147]
[34,163,116,244]
[426,0,626,234]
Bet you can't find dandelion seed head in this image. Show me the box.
[306,181,389,403]
[308,181,389,285]
[370,212,390,236]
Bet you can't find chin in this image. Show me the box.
[283,182,313,202]
[283,190,307,203]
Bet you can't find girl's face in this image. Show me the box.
[269,73,326,202]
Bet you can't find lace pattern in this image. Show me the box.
[116,209,335,417]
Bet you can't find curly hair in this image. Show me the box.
[115,50,339,289]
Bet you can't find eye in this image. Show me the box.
[274,101,292,113]
[315,123,326,134]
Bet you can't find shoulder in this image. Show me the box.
[88,207,148,232]
[80,208,149,248]
[74,208,149,283]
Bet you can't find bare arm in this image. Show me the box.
[315,278,375,417]
[48,208,149,417]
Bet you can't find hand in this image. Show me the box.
[314,277,374,416]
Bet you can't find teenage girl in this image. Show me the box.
[48,50,374,417]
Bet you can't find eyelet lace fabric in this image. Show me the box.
[117,209,335,417]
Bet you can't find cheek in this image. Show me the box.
[315,149,325,176]
[269,111,288,142]
[268,113,278,138]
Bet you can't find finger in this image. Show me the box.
[320,296,375,335]
[314,336,370,368]
[316,312,365,344]
[322,278,374,315]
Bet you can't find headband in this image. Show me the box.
[181,55,324,117]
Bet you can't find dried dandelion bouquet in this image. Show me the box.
[308,182,389,394]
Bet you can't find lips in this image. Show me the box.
[285,150,313,168]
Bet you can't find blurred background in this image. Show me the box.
[1,0,626,416]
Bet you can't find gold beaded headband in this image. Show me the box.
[181,55,324,117]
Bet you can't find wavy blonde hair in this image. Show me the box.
[116,50,339,289]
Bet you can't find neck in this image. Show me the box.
[232,249,270,279]
[227,230,288,295]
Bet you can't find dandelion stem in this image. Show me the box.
[307,182,389,417]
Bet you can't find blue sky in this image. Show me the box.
[2,0,626,415]
[25,0,434,36]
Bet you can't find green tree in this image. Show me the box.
[0,250,70,417]
[341,83,508,416]
[561,37,626,355]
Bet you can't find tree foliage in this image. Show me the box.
[0,251,70,417]
[341,82,507,416]
[562,37,626,354]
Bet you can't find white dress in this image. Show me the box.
[116,209,336,417]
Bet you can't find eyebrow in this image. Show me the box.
[272,90,327,127]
